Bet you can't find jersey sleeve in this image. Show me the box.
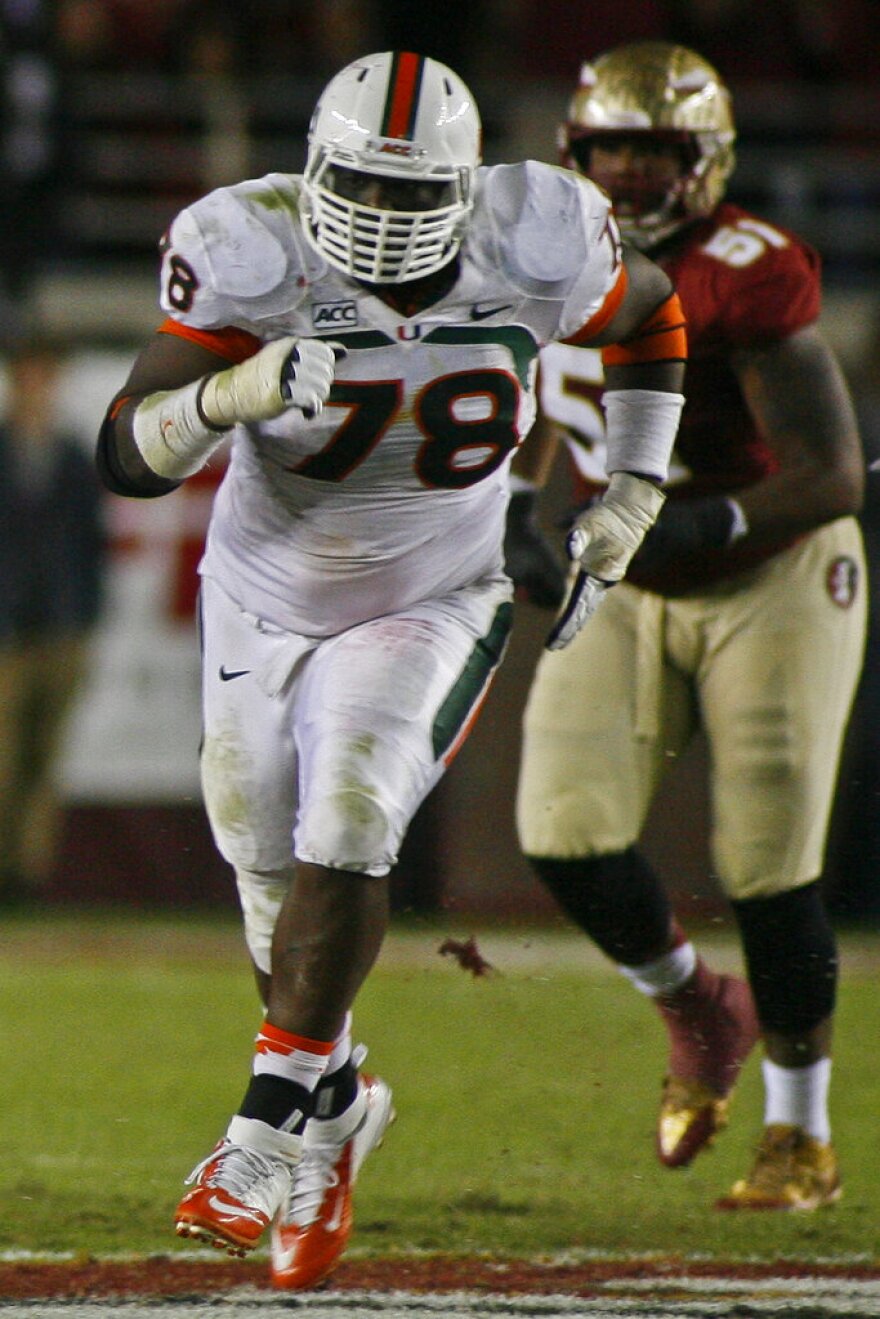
[555,179,627,342]
[715,234,821,348]
[158,175,307,332]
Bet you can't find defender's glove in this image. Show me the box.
[200,336,343,428]
[546,472,665,651]
[503,491,567,610]
[629,495,748,577]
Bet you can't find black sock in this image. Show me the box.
[314,1057,358,1119]
[237,1074,314,1134]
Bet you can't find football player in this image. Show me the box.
[509,42,866,1209]
[97,51,687,1285]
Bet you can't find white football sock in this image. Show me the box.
[762,1057,832,1144]
[325,1011,353,1074]
[619,939,697,997]
[252,1022,332,1090]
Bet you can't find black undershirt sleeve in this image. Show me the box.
[95,411,182,499]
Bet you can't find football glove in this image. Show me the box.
[567,471,666,582]
[545,472,665,651]
[545,570,609,651]
[503,491,567,610]
[629,495,748,576]
[200,336,344,428]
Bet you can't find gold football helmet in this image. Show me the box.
[559,41,736,249]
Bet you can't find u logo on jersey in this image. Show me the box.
[397,324,423,341]
[312,300,358,329]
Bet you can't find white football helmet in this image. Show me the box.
[301,51,482,284]
[559,41,736,250]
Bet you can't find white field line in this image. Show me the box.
[2,1263,880,1318]
[2,1286,880,1318]
[603,1275,880,1295]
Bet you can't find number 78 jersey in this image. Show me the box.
[158,161,624,636]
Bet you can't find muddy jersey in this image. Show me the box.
[157,162,624,635]
[539,202,822,595]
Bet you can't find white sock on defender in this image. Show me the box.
[619,940,697,996]
[762,1057,832,1143]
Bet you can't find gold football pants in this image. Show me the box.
[517,518,866,901]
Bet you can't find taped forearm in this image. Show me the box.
[130,335,340,481]
[132,377,228,481]
[602,389,684,483]
[600,288,686,482]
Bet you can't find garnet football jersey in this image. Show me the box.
[539,203,822,595]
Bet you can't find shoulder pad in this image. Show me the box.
[468,162,612,296]
[162,175,315,323]
[173,180,288,296]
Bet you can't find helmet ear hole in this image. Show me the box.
[561,41,736,249]
[301,51,481,283]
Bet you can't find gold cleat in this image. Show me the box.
[715,1123,842,1211]
[657,1075,732,1168]
[654,966,760,1169]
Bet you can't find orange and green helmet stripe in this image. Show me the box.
[381,51,426,139]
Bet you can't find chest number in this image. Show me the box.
[291,370,520,487]
[701,218,789,268]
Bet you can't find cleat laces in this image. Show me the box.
[185,1142,290,1220]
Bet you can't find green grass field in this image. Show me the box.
[2,910,878,1264]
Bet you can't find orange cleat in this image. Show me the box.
[174,1118,300,1256]
[271,1074,395,1290]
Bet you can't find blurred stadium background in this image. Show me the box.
[2,0,880,924]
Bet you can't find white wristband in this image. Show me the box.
[603,389,685,483]
[508,474,539,495]
[132,377,227,480]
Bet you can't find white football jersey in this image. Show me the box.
[159,161,622,635]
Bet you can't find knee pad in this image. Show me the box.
[235,867,292,975]
[731,881,837,1035]
[296,789,396,877]
[527,848,672,965]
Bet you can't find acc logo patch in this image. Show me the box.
[366,137,425,161]
[312,300,358,329]
[826,555,859,608]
